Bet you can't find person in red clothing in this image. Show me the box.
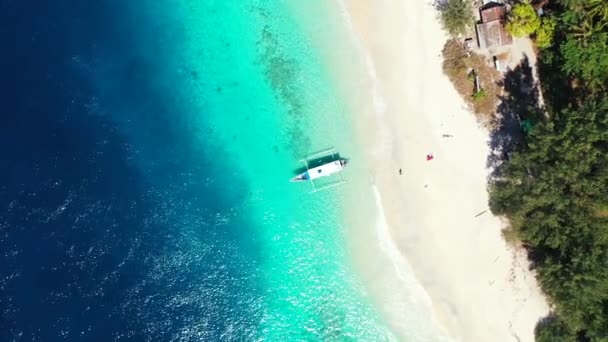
[426,153,434,161]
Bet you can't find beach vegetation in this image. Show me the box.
[506,2,541,38]
[434,0,475,37]
[558,0,586,10]
[561,33,608,91]
[490,99,608,340]
[472,88,486,101]
[442,39,468,77]
[534,17,557,48]
[535,314,574,342]
[489,1,608,339]
[441,39,500,125]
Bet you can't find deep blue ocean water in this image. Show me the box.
[1,1,263,340]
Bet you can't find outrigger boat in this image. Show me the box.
[291,147,348,192]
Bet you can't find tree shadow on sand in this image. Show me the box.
[488,55,544,177]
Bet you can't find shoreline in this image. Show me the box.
[331,0,549,340]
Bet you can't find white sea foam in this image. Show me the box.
[371,185,452,341]
[335,0,392,158]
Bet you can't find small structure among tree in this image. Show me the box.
[475,2,513,50]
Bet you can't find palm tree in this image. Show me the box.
[558,0,587,10]
[585,0,608,31]
[571,18,597,42]
[569,0,608,44]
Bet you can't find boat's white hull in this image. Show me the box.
[290,159,348,182]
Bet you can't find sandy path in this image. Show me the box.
[335,0,549,341]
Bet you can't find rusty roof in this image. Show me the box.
[480,3,506,23]
[476,20,513,49]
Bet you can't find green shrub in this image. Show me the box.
[535,16,557,48]
[472,88,486,101]
[506,2,541,37]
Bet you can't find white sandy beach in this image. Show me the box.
[327,0,550,341]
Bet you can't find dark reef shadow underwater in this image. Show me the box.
[1,1,262,340]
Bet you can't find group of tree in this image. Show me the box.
[506,2,557,48]
[434,0,474,37]
[489,0,608,341]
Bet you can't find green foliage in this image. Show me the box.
[472,88,486,101]
[535,17,557,48]
[559,1,608,93]
[506,2,541,37]
[587,0,608,30]
[567,1,608,43]
[490,99,608,340]
[558,0,587,10]
[561,32,608,90]
[434,0,474,37]
[535,316,575,342]
[539,2,608,98]
[494,1,608,339]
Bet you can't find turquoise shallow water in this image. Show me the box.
[171,1,393,339]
